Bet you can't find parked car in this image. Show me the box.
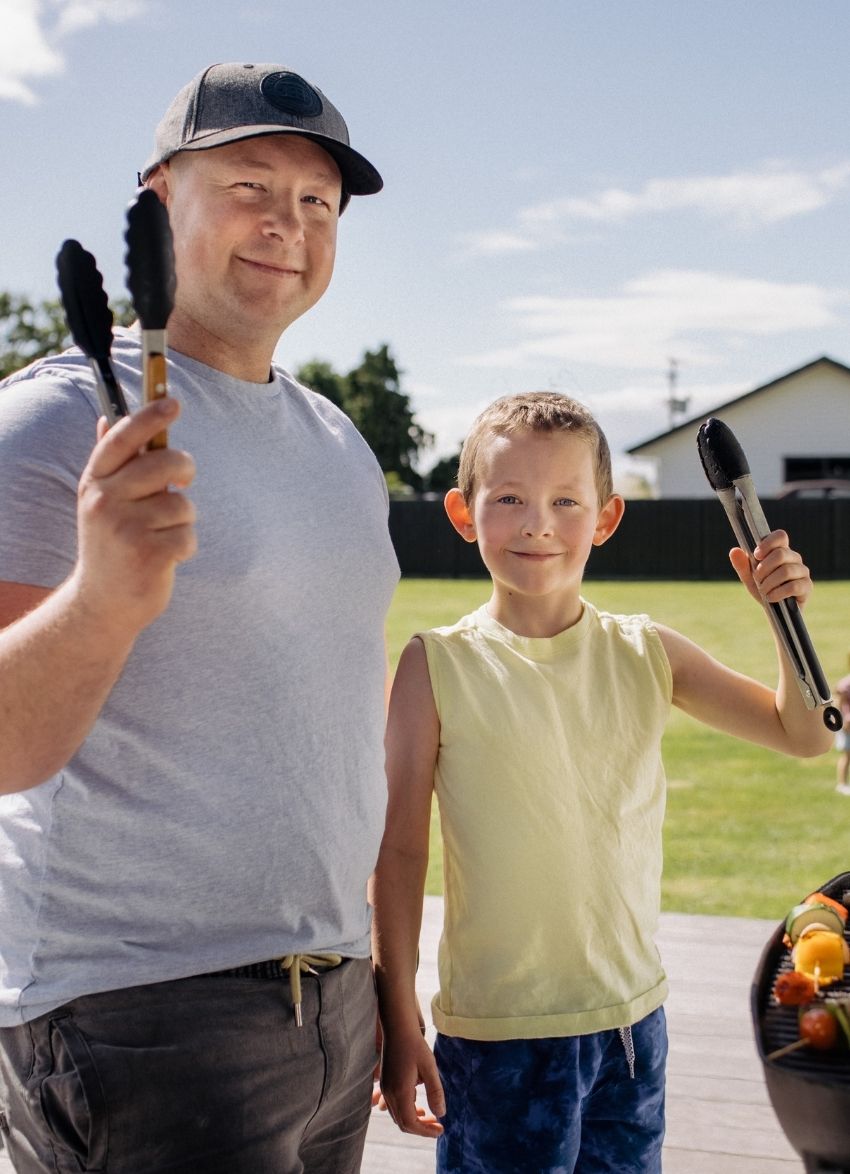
[774,479,850,499]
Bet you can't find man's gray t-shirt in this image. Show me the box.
[0,329,399,1025]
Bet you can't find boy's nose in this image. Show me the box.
[521,511,554,537]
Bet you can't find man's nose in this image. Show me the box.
[262,197,305,243]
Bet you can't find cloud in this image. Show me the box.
[0,1,62,103]
[461,162,850,256]
[0,0,147,104]
[459,230,540,256]
[459,269,849,372]
[522,162,850,228]
[55,1,147,36]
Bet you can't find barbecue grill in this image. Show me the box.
[752,870,850,1173]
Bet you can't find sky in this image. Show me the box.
[3,0,850,487]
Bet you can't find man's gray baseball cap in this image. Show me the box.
[140,62,383,201]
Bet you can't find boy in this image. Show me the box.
[372,392,832,1174]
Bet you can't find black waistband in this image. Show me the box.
[208,958,345,981]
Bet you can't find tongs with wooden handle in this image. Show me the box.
[124,189,176,450]
[697,416,842,731]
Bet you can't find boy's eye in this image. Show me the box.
[555,497,577,507]
[496,495,519,504]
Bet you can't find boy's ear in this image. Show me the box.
[444,488,477,543]
[592,494,625,547]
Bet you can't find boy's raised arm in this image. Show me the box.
[659,530,834,759]
[372,636,446,1138]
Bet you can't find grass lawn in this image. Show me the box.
[386,577,850,919]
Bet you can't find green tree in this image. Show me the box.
[425,451,461,493]
[0,292,135,381]
[343,345,433,483]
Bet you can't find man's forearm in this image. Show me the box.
[0,577,137,793]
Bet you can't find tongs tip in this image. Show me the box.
[697,417,749,491]
[124,189,176,330]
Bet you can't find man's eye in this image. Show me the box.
[303,194,329,207]
[237,182,264,191]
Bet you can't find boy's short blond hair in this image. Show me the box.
[457,391,614,506]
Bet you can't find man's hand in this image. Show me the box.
[73,397,197,634]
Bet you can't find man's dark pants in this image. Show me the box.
[0,958,377,1173]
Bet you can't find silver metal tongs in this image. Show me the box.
[696,417,842,732]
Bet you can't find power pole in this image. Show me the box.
[666,358,690,429]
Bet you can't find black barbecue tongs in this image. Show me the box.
[56,239,129,426]
[697,417,842,732]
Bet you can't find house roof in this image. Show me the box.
[627,355,850,455]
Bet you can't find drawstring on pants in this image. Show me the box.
[279,954,343,1026]
[618,1025,636,1079]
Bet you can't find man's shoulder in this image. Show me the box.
[2,345,91,390]
[272,364,384,476]
[273,364,349,420]
[0,346,102,427]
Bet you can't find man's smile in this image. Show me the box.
[238,256,302,277]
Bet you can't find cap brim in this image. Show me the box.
[141,125,382,194]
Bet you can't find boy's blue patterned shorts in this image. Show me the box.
[434,1006,667,1174]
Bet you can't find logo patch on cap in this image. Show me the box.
[261,72,323,119]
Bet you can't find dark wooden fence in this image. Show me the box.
[388,498,850,580]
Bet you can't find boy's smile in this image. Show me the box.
[445,429,623,637]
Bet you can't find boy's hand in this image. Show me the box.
[379,1029,445,1138]
[729,529,812,609]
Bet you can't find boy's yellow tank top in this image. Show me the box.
[420,600,673,1040]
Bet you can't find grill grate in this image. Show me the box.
[760,949,850,1082]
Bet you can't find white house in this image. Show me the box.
[628,356,850,497]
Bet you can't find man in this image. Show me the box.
[0,63,399,1173]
